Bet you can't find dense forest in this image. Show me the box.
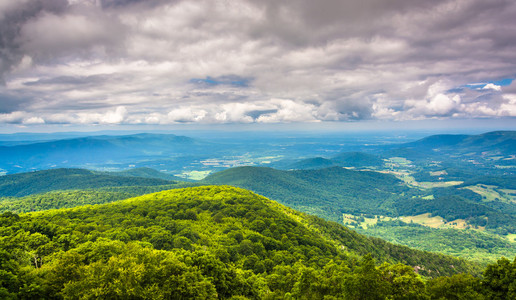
[0,129,515,298]
[3,186,513,299]
[203,166,409,221]
[2,166,514,266]
[0,168,181,197]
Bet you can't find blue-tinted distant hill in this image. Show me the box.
[332,152,384,168]
[287,157,337,170]
[385,131,516,160]
[285,152,384,170]
[0,133,213,173]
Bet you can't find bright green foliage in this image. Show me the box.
[482,257,516,300]
[427,273,484,300]
[203,166,409,221]
[0,186,509,299]
[52,241,217,299]
[0,182,200,213]
[202,165,516,259]
[344,254,389,300]
[0,168,178,197]
[379,262,427,299]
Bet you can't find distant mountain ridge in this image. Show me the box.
[0,168,177,197]
[285,152,384,170]
[203,166,406,221]
[388,131,516,158]
[0,133,206,173]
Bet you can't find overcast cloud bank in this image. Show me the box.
[1,0,515,126]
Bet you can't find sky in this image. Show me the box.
[0,0,516,132]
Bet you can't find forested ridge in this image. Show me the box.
[203,166,407,221]
[0,168,179,197]
[2,185,513,299]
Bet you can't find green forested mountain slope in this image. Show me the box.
[203,166,408,221]
[203,166,516,262]
[332,151,384,168]
[286,152,384,170]
[0,180,199,213]
[0,168,177,197]
[287,157,337,170]
[1,186,492,299]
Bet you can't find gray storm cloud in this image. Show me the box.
[0,0,515,125]
[0,0,68,82]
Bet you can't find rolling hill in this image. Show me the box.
[384,131,516,163]
[287,157,337,170]
[332,151,384,168]
[203,166,408,221]
[0,186,484,298]
[0,133,210,173]
[202,165,516,261]
[286,152,384,170]
[0,168,178,197]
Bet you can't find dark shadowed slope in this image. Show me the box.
[0,168,177,197]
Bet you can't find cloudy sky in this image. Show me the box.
[1,0,515,130]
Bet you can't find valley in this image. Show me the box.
[0,130,515,298]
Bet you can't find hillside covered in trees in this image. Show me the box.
[203,166,407,221]
[3,186,512,299]
[0,168,184,197]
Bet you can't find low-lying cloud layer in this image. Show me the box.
[1,0,515,126]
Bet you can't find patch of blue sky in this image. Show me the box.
[460,78,514,90]
[189,75,251,87]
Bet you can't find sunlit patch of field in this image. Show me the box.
[495,165,516,169]
[379,171,418,187]
[401,213,486,231]
[429,170,447,176]
[178,170,212,180]
[464,185,516,203]
[400,213,445,228]
[488,156,505,161]
[507,234,516,242]
[386,157,412,165]
[443,219,471,230]
[500,189,516,202]
[417,181,463,188]
[342,213,394,229]
[379,170,462,189]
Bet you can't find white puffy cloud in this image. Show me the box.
[482,83,502,91]
[167,107,208,123]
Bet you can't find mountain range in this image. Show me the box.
[0,130,515,298]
